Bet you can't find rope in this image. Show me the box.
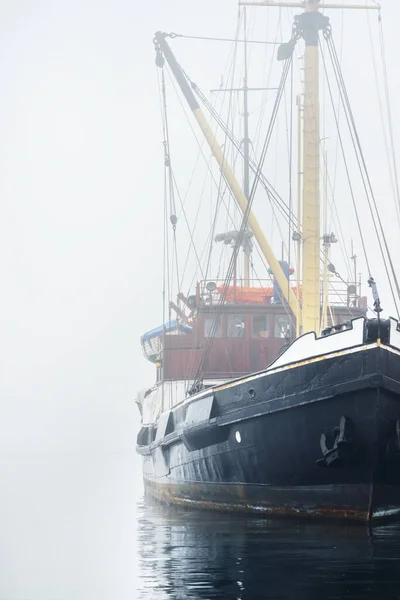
[190,55,293,392]
[191,80,297,229]
[366,12,400,229]
[328,33,400,310]
[323,29,400,316]
[287,58,294,330]
[167,32,281,45]
[378,12,400,227]
[319,41,372,280]
[204,13,243,283]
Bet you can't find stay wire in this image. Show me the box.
[191,56,293,390]
[327,33,400,308]
[160,66,182,302]
[204,11,243,283]
[366,11,400,228]
[378,12,400,227]
[192,80,297,229]
[168,32,281,45]
[157,68,172,313]
[319,41,372,281]
[287,57,294,330]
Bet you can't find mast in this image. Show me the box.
[154,31,299,316]
[240,0,380,334]
[301,0,321,334]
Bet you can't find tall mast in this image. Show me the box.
[301,0,321,334]
[240,0,380,334]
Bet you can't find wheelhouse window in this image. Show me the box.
[227,315,245,338]
[204,315,222,338]
[252,315,269,338]
[274,315,291,338]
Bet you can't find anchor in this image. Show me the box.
[317,415,354,467]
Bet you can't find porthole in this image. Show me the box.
[235,431,242,444]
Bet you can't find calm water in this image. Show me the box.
[2,452,400,599]
[136,498,400,600]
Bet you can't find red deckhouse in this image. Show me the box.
[141,273,367,382]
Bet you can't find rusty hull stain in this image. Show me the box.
[144,481,370,522]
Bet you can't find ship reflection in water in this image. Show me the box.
[136,499,400,599]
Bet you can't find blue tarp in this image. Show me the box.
[141,319,192,343]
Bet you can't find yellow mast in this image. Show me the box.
[240,0,380,334]
[301,0,321,334]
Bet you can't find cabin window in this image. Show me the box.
[227,314,245,338]
[252,315,269,338]
[204,315,222,338]
[274,315,291,338]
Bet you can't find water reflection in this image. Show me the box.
[137,499,400,599]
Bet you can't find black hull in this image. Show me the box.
[138,344,400,522]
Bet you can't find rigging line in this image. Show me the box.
[205,44,242,282]
[173,228,181,295]
[327,33,400,310]
[181,31,242,206]
[191,57,293,389]
[185,183,239,296]
[162,23,244,301]
[180,156,213,284]
[168,32,282,45]
[192,82,297,228]
[170,168,205,280]
[319,42,372,279]
[204,11,243,283]
[322,36,400,317]
[287,57,294,329]
[160,66,182,302]
[157,68,172,312]
[378,12,400,226]
[253,10,283,156]
[219,51,292,294]
[165,68,234,216]
[160,69,177,219]
[184,154,241,297]
[319,142,353,279]
[330,3,344,228]
[366,13,398,227]
[165,68,236,282]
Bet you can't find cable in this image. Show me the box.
[378,12,400,226]
[167,32,281,45]
[328,32,400,310]
[319,41,372,280]
[190,55,293,391]
[323,29,400,316]
[191,80,297,228]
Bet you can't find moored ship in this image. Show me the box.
[136,0,400,522]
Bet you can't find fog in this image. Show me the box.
[0,0,399,598]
